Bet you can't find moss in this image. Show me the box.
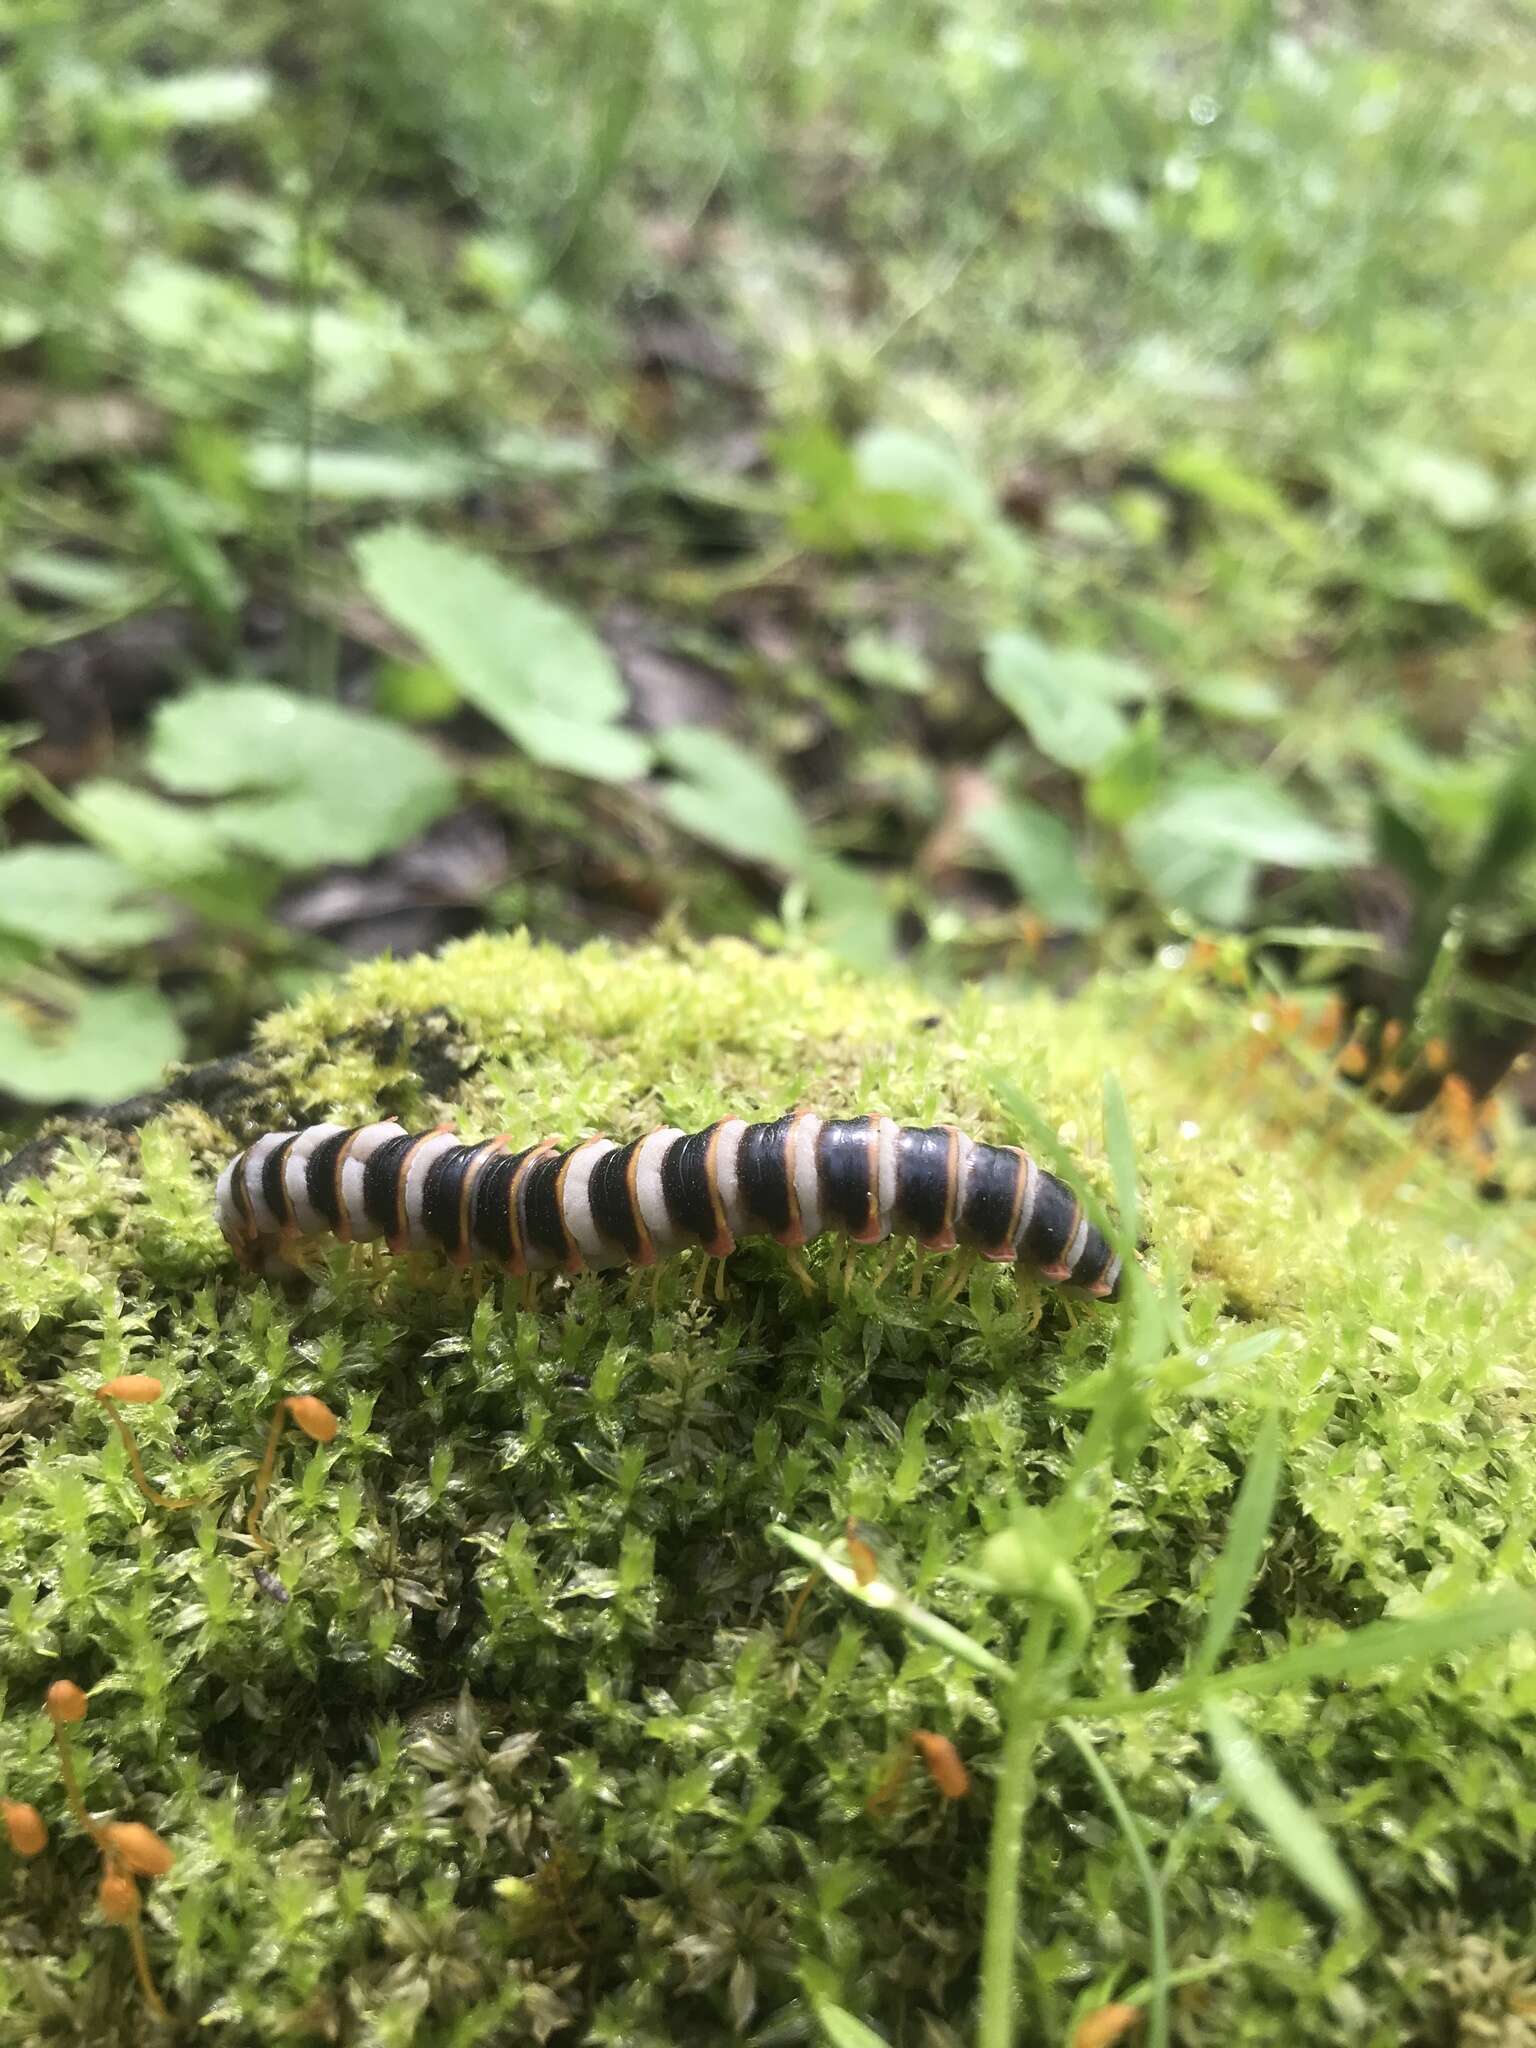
[1,932,1533,2046]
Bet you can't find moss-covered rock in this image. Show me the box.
[1,933,1533,2047]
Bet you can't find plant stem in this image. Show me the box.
[247,1402,289,1553]
[124,1914,170,2023]
[978,1609,1057,2048]
[52,1726,104,1844]
[101,1401,203,1512]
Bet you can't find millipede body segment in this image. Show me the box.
[215,1112,1122,1299]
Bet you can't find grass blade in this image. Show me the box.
[1069,1587,1536,1719]
[1101,1072,1139,1251]
[814,2002,890,2048]
[766,1524,1012,1680]
[1204,1701,1362,1921]
[1061,1719,1169,2048]
[1191,1411,1283,1682]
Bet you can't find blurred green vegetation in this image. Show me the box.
[2,0,1534,1121]
[5,6,1536,2039]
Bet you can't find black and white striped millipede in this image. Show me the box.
[215,1111,1123,1300]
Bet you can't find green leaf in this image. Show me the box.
[0,848,172,955]
[355,525,650,783]
[813,2003,890,2048]
[116,67,271,127]
[246,443,480,501]
[1182,674,1285,724]
[1086,711,1162,826]
[970,796,1102,932]
[9,551,140,609]
[1204,1702,1362,1920]
[129,469,242,623]
[1458,746,1536,907]
[1158,443,1317,552]
[1388,447,1502,530]
[146,681,456,868]
[845,630,933,695]
[802,856,897,970]
[656,728,811,871]
[1192,1413,1283,1681]
[984,633,1148,772]
[1123,817,1254,926]
[1100,1073,1138,1250]
[0,983,182,1105]
[1373,800,1444,898]
[852,427,992,528]
[1130,776,1357,869]
[72,781,231,883]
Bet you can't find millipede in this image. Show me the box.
[215,1110,1123,1301]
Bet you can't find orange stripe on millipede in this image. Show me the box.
[846,1113,883,1244]
[982,1145,1030,1261]
[390,1132,439,1253]
[505,1141,555,1277]
[454,1138,505,1267]
[781,1110,808,1247]
[1042,1199,1083,1280]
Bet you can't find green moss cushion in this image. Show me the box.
[1,934,1531,2044]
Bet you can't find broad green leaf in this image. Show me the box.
[147,681,456,868]
[1087,711,1162,826]
[246,443,479,501]
[970,796,1102,932]
[813,2002,891,2048]
[0,983,182,1105]
[656,728,811,871]
[1192,1413,1282,1681]
[852,427,992,528]
[72,781,231,883]
[355,525,650,783]
[1205,1702,1362,1920]
[984,633,1148,772]
[846,630,933,695]
[0,848,172,955]
[1137,777,1354,868]
[803,855,897,970]
[1123,816,1254,926]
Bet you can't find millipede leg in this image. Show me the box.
[908,1247,926,1299]
[933,1250,976,1308]
[713,1257,729,1303]
[693,1256,709,1303]
[1014,1271,1043,1330]
[784,1247,815,1297]
[874,1242,903,1291]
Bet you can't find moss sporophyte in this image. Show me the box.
[2,935,1533,2044]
